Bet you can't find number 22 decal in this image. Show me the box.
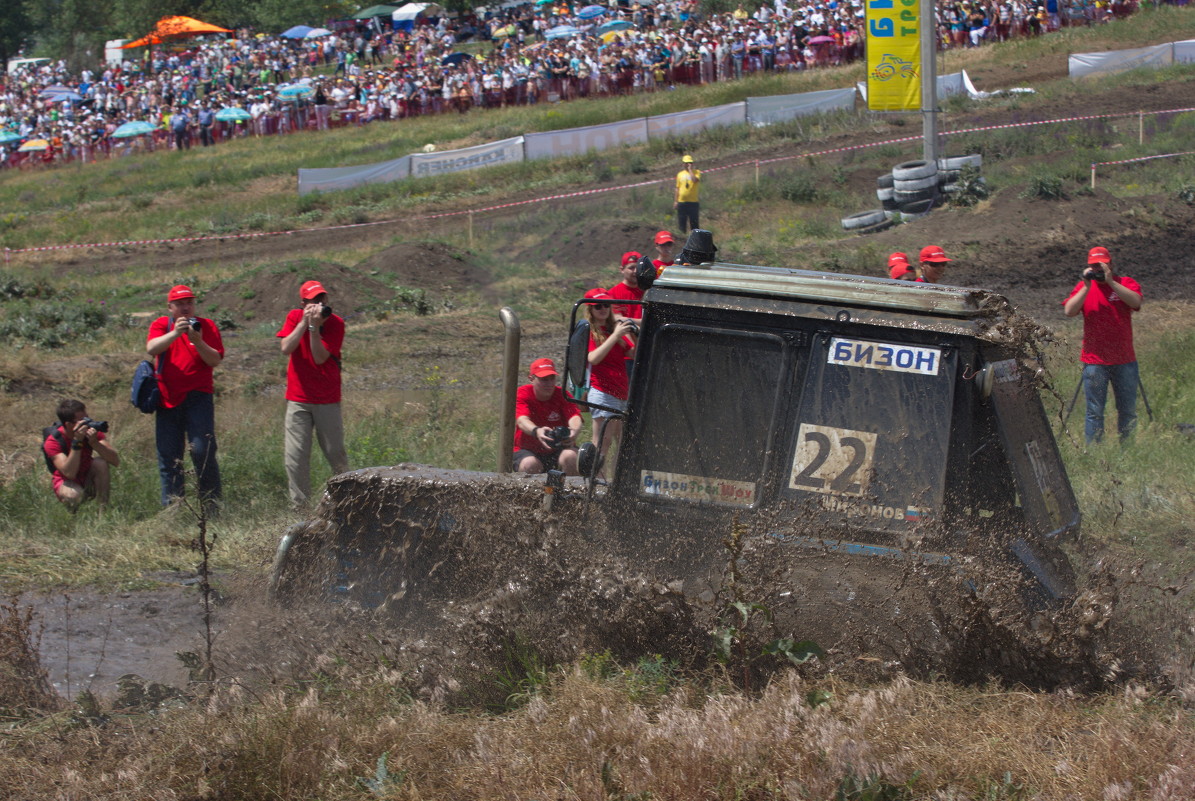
[788,424,877,497]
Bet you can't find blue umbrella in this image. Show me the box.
[596,19,632,34]
[281,25,314,39]
[577,5,605,19]
[50,90,84,103]
[277,83,315,100]
[38,84,72,98]
[215,107,252,122]
[545,24,583,40]
[0,130,23,144]
[111,120,156,138]
[441,52,473,67]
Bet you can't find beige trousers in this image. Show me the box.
[284,401,349,507]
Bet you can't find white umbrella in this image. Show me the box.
[305,27,333,38]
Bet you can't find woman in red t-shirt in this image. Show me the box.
[585,288,636,475]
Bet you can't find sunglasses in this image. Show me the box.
[594,303,611,309]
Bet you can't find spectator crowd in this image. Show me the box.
[2,0,1140,168]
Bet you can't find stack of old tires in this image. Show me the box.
[841,154,983,233]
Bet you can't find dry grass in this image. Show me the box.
[0,597,60,720]
[0,665,1192,800]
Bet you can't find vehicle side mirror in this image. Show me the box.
[567,318,590,391]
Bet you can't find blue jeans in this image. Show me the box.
[155,390,222,507]
[1083,361,1138,443]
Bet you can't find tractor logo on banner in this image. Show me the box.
[866,0,921,111]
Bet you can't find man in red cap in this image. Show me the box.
[888,252,914,280]
[652,230,675,275]
[918,245,951,284]
[146,284,224,511]
[608,250,645,321]
[277,280,349,507]
[513,358,583,475]
[1063,246,1143,443]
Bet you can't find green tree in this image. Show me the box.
[22,0,106,71]
[0,0,33,66]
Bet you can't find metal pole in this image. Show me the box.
[1064,375,1083,424]
[1138,375,1154,423]
[1090,164,1096,190]
[921,0,938,165]
[498,307,521,473]
[1139,110,1144,146]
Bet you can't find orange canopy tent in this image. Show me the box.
[121,16,234,49]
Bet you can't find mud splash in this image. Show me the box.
[240,466,1192,703]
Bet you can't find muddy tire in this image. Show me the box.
[893,186,938,205]
[842,209,887,230]
[892,159,936,181]
[893,173,939,192]
[876,173,894,189]
[938,154,982,171]
[855,218,895,234]
[898,198,935,219]
[876,186,894,202]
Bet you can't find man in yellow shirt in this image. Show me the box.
[674,154,702,234]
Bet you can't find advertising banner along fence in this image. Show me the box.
[865,0,921,111]
[746,88,856,126]
[409,135,525,178]
[524,117,649,160]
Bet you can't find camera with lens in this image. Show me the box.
[547,426,572,450]
[187,317,202,331]
[623,321,640,336]
[319,303,333,318]
[1083,268,1105,282]
[80,417,110,433]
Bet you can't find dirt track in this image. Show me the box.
[14,74,1195,700]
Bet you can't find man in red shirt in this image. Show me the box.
[1063,246,1143,443]
[146,285,224,511]
[513,358,583,475]
[608,250,644,321]
[651,230,675,276]
[277,280,349,508]
[43,398,120,511]
[917,245,951,283]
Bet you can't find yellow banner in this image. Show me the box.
[866,0,921,112]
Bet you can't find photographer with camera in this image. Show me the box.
[146,285,224,512]
[277,280,349,508]
[43,399,120,511]
[513,358,583,475]
[1063,246,1143,443]
[585,289,637,478]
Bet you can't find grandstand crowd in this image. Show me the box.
[1,0,1141,168]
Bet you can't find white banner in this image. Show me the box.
[746,88,856,126]
[857,71,969,103]
[647,102,746,139]
[408,136,524,177]
[298,155,412,196]
[1174,39,1195,64]
[1068,43,1174,78]
[524,118,649,160]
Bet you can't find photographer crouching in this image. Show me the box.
[512,358,583,476]
[43,399,120,511]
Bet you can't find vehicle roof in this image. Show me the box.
[652,262,1011,321]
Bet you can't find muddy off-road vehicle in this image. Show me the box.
[270,256,1081,661]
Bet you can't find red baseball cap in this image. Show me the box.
[919,245,951,263]
[621,251,642,267]
[654,230,675,245]
[300,280,328,300]
[1087,246,1111,264]
[529,357,558,377]
[167,285,195,302]
[585,287,612,300]
[889,264,913,280]
[888,252,909,268]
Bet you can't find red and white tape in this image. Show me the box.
[8,105,1195,259]
[1092,150,1195,167]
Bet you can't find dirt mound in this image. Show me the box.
[203,262,393,325]
[508,219,664,277]
[355,240,494,298]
